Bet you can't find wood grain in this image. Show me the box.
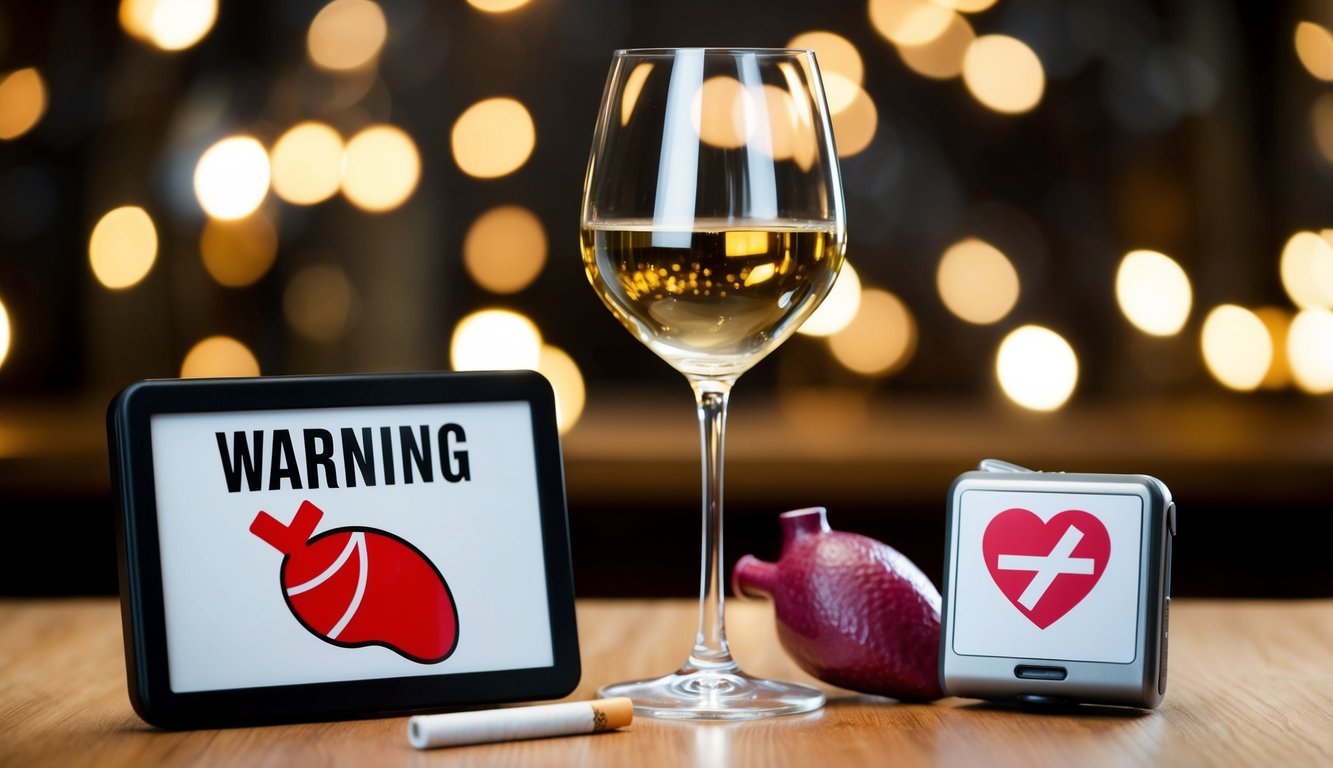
[1,598,1331,767]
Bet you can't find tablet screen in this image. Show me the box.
[951,489,1143,664]
[150,400,554,693]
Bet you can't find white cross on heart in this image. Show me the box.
[982,508,1111,629]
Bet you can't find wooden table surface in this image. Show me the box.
[2,597,1331,767]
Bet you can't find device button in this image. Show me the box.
[1167,502,1177,536]
[1015,665,1067,681]
[1159,596,1170,694]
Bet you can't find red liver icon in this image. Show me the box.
[250,501,459,664]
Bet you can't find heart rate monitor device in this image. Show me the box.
[109,371,580,728]
[940,459,1174,709]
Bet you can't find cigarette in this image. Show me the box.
[406,698,633,749]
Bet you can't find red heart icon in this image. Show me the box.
[982,508,1110,629]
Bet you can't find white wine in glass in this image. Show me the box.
[581,48,846,719]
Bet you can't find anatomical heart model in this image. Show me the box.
[733,507,943,701]
[250,500,459,664]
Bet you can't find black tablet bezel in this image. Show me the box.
[108,371,580,729]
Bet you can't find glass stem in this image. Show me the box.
[688,376,736,669]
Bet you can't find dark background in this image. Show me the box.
[1,0,1331,597]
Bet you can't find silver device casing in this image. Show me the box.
[940,463,1175,709]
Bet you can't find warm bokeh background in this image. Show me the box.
[2,0,1331,596]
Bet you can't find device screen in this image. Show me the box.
[951,489,1143,664]
[150,401,554,693]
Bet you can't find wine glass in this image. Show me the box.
[581,48,846,719]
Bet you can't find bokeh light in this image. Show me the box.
[869,0,954,47]
[1295,21,1333,82]
[284,264,355,342]
[937,238,1020,325]
[466,0,532,12]
[451,98,536,179]
[450,309,543,371]
[897,12,975,80]
[118,0,155,39]
[89,206,158,290]
[777,61,820,170]
[0,295,10,371]
[621,63,654,126]
[270,122,343,205]
[963,35,1046,114]
[1201,305,1271,392]
[787,31,863,113]
[1279,230,1333,309]
[996,325,1078,411]
[194,136,271,220]
[341,124,421,212]
[119,0,218,52]
[798,260,862,336]
[180,336,260,378]
[1254,307,1293,390]
[831,85,878,157]
[1312,93,1333,165]
[755,84,801,161]
[0,68,47,141]
[307,0,387,72]
[537,345,585,434]
[200,213,278,288]
[1287,307,1333,394]
[1116,249,1193,336]
[691,76,753,149]
[828,287,916,375]
[931,0,997,12]
[463,205,548,294]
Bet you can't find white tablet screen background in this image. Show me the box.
[952,490,1143,664]
[150,401,554,693]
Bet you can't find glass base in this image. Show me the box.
[598,660,826,720]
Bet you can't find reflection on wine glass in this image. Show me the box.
[581,48,846,719]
